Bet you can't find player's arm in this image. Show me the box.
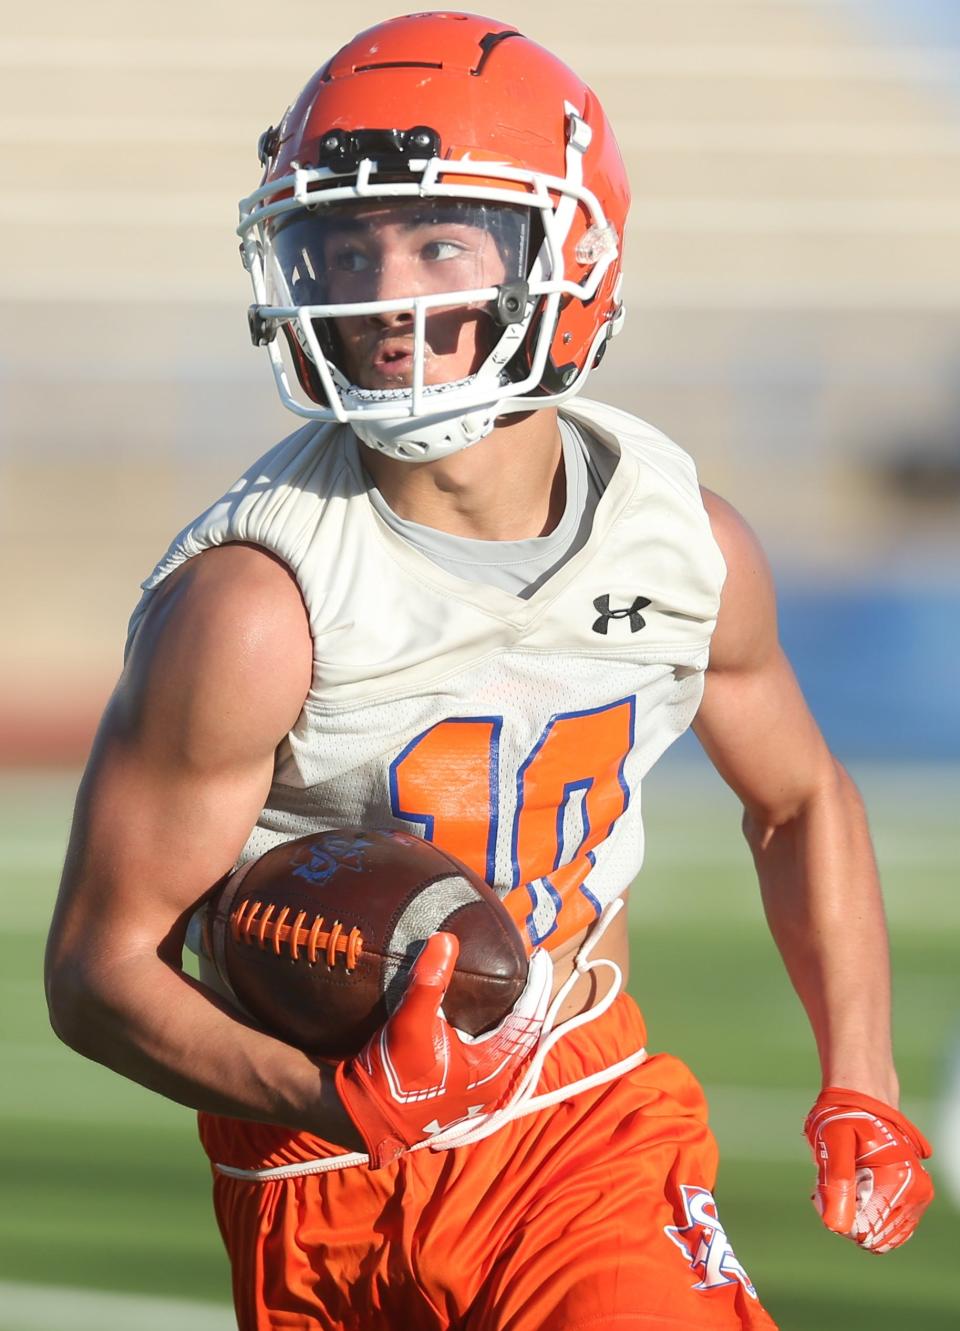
[694,492,895,1099]
[44,544,361,1147]
[693,491,932,1248]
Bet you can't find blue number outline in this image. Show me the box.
[388,715,502,885]
[510,697,636,935]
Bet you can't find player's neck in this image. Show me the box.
[359,409,565,541]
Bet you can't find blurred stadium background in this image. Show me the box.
[1,1,958,1327]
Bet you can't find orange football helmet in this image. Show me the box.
[238,12,630,460]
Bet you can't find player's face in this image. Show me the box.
[267,200,526,391]
[324,207,508,389]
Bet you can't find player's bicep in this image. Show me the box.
[693,491,835,823]
[48,546,312,980]
[694,644,831,823]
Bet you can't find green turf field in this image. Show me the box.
[1,764,957,1330]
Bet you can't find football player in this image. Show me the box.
[45,13,933,1330]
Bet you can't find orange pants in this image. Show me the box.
[200,995,778,1330]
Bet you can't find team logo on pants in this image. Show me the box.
[664,1185,758,1299]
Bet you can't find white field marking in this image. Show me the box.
[0,1282,235,1331]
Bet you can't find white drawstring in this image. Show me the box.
[423,898,634,1151]
[215,901,645,1181]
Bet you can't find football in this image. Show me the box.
[207,827,528,1059]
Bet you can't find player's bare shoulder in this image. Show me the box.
[120,543,313,763]
[48,542,315,989]
[699,487,777,674]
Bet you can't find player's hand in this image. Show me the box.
[803,1087,934,1252]
[335,932,552,1168]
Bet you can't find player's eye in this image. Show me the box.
[331,246,370,273]
[420,239,466,262]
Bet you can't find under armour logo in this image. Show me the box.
[592,594,650,635]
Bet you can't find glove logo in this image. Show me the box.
[664,1185,758,1300]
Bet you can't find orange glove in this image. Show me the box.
[803,1087,934,1252]
[336,932,552,1168]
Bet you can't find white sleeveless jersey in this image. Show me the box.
[128,399,726,951]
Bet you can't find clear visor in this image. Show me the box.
[266,198,529,306]
[263,199,531,391]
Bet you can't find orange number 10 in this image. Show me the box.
[389,698,635,945]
